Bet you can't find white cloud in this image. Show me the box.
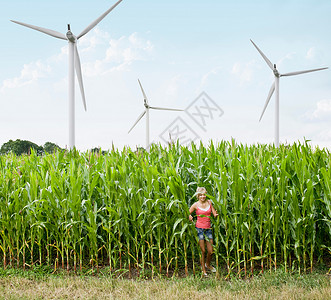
[1,31,154,90]
[106,33,154,65]
[231,60,255,85]
[278,47,326,71]
[304,99,331,121]
[306,47,317,60]
[83,32,154,76]
[276,51,306,72]
[79,28,111,53]
[305,47,325,62]
[165,74,188,97]
[311,128,331,143]
[199,67,222,89]
[1,61,51,91]
[52,46,68,63]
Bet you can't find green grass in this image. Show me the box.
[0,267,330,299]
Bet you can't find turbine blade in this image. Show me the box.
[77,0,123,39]
[138,79,148,104]
[11,20,66,40]
[259,82,275,122]
[250,39,274,70]
[74,44,87,111]
[128,111,146,133]
[281,67,328,77]
[149,106,183,111]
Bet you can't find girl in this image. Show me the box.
[189,187,218,276]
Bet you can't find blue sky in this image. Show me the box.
[1,0,331,150]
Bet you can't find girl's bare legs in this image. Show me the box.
[206,239,213,268]
[198,240,206,274]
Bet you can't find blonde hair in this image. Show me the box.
[196,187,207,199]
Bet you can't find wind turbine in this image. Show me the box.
[11,0,123,149]
[128,79,183,149]
[250,39,328,147]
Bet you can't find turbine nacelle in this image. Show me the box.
[66,24,76,43]
[273,64,280,77]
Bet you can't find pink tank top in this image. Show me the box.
[195,203,212,229]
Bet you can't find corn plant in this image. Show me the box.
[0,141,330,276]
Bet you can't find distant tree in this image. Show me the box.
[0,139,43,156]
[135,146,146,154]
[90,147,107,155]
[44,142,62,154]
[134,146,146,158]
[91,147,101,154]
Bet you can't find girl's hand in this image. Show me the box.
[189,215,193,222]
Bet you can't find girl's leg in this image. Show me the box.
[206,239,213,268]
[198,240,206,273]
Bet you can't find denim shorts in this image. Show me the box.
[196,227,213,241]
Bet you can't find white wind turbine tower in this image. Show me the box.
[11,0,123,149]
[128,79,183,150]
[250,39,328,147]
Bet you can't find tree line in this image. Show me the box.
[0,139,108,156]
[0,139,62,155]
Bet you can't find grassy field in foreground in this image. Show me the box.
[0,268,330,300]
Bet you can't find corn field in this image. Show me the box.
[0,141,330,277]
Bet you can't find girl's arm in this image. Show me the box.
[209,200,218,218]
[189,202,197,222]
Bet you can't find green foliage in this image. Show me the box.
[0,141,330,277]
[43,142,62,154]
[0,139,43,155]
[0,139,62,156]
